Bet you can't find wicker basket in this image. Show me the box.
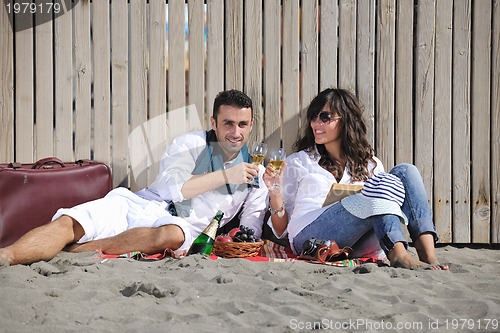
[212,240,264,258]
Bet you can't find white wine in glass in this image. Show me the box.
[269,159,284,172]
[248,142,268,186]
[269,148,286,189]
[251,154,265,165]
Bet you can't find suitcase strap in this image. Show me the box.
[33,157,65,169]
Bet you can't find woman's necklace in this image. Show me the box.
[320,146,345,182]
[331,157,345,183]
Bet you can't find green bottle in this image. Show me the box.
[187,210,224,255]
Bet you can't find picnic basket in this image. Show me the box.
[212,240,264,258]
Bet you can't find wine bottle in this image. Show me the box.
[187,210,224,255]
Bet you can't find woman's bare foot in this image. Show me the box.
[424,259,449,271]
[414,233,449,271]
[387,242,429,270]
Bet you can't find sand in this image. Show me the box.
[1,244,499,333]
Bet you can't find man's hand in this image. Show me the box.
[224,162,259,184]
[181,162,259,199]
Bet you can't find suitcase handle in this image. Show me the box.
[75,159,94,165]
[33,157,65,169]
[8,162,22,169]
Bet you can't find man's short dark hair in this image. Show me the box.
[213,90,253,120]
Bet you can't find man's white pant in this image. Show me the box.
[52,187,193,256]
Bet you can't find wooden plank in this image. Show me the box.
[168,0,186,112]
[414,0,435,203]
[167,0,187,170]
[300,0,318,127]
[452,0,471,243]
[282,0,300,154]
[263,0,281,149]
[244,0,263,143]
[73,0,92,160]
[338,0,356,92]
[0,1,14,163]
[149,0,167,180]
[225,0,243,90]
[188,0,206,128]
[493,0,500,243]
[111,0,129,188]
[393,0,413,242]
[15,6,34,162]
[206,0,224,128]
[35,0,54,159]
[92,0,111,166]
[129,0,148,190]
[471,0,491,243]
[356,0,375,148]
[54,0,73,161]
[395,0,413,165]
[319,0,338,90]
[376,0,396,170]
[433,0,453,243]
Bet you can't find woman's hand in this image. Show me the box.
[262,162,288,236]
[263,162,287,193]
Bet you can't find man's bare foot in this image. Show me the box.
[63,242,96,253]
[0,249,13,267]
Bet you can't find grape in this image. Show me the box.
[231,226,260,242]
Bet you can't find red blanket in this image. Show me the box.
[94,240,386,267]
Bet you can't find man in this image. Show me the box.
[0,90,268,266]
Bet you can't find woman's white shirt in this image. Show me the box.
[268,148,384,251]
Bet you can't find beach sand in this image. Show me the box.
[1,244,499,333]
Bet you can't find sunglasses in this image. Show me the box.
[311,111,341,124]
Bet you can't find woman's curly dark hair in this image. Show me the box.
[293,88,376,182]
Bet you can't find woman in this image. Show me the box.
[263,88,448,270]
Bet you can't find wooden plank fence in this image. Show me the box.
[0,0,498,244]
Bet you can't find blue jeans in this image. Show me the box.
[293,163,438,256]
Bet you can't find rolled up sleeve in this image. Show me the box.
[149,132,206,202]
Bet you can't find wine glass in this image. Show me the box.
[268,148,286,190]
[248,141,267,186]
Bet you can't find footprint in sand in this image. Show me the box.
[31,262,62,277]
[120,282,179,298]
[211,275,233,284]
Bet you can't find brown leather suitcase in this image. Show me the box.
[0,157,112,247]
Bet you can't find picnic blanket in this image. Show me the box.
[94,240,387,267]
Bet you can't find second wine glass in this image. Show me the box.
[268,148,286,190]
